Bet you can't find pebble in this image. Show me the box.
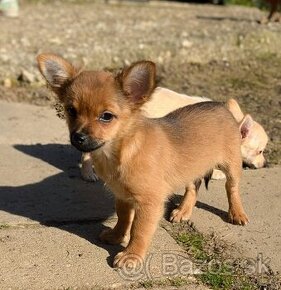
[3,78,12,88]
[18,69,36,83]
[0,54,10,62]
[182,40,193,48]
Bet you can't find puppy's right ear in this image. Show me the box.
[37,53,77,92]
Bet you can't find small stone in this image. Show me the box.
[182,40,193,48]
[124,59,130,66]
[82,57,88,65]
[18,69,35,83]
[157,56,164,64]
[0,54,10,62]
[112,56,119,63]
[20,37,30,47]
[3,78,12,88]
[49,37,62,45]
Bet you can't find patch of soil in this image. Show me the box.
[157,55,281,165]
[0,1,280,164]
[162,220,281,290]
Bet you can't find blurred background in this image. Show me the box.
[0,0,280,165]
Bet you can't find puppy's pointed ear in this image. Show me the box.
[226,98,244,122]
[117,61,156,106]
[239,114,253,139]
[37,53,77,91]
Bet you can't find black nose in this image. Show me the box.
[242,162,257,170]
[72,132,88,144]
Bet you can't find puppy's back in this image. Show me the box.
[164,101,226,123]
[160,101,237,140]
[156,102,241,183]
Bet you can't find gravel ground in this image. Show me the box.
[0,0,280,164]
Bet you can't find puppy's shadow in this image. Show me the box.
[168,194,229,223]
[1,144,122,266]
[14,143,80,172]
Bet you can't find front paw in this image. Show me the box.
[99,228,129,245]
[113,251,144,269]
[228,208,249,225]
[169,207,192,223]
[258,17,269,24]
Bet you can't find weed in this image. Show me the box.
[0,223,10,229]
[169,276,188,287]
[176,232,209,261]
[199,265,234,290]
[139,280,154,288]
[225,0,255,7]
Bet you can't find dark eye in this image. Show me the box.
[259,150,263,154]
[66,106,77,118]
[99,111,114,123]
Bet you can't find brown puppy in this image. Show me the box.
[37,53,248,268]
[81,88,268,182]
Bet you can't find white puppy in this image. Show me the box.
[81,87,268,181]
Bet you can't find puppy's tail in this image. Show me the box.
[204,170,213,190]
[194,169,213,192]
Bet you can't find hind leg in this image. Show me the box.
[222,162,249,225]
[268,0,279,22]
[170,181,200,223]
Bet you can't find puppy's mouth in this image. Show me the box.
[242,162,257,170]
[70,132,105,153]
[76,142,105,153]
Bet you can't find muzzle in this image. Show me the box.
[70,132,105,152]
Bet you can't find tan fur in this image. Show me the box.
[81,88,268,181]
[143,87,211,118]
[37,54,249,269]
[147,89,268,170]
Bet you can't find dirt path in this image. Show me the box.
[0,100,210,289]
[0,100,280,289]
[0,2,280,288]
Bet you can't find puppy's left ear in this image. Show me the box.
[117,61,156,106]
[239,114,253,139]
[226,98,244,122]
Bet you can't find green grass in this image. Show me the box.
[176,232,209,261]
[138,277,191,289]
[176,232,235,288]
[226,0,256,7]
[200,271,255,290]
[199,265,234,290]
[169,226,261,290]
[139,280,154,288]
[169,276,189,287]
[0,223,10,229]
